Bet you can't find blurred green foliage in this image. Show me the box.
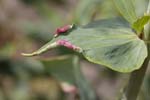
[0,0,150,100]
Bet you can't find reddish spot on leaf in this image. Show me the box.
[54,24,73,37]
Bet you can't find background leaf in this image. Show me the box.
[74,0,102,25]
[113,0,137,24]
[73,56,98,100]
[41,55,76,84]
[144,0,150,40]
[41,55,97,100]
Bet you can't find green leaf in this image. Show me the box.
[144,0,150,40]
[147,0,150,14]
[113,0,137,24]
[41,55,97,100]
[75,0,102,24]
[23,18,147,73]
[41,55,76,84]
[132,15,150,34]
[73,56,97,100]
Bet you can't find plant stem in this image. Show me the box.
[73,56,98,100]
[124,45,150,100]
[122,1,150,99]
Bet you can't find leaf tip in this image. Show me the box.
[21,52,37,57]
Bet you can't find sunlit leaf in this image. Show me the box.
[134,0,148,17]
[113,0,137,24]
[132,15,150,34]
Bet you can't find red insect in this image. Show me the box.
[54,24,74,37]
[57,40,82,53]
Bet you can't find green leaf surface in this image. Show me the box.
[147,0,150,14]
[132,15,150,34]
[41,55,97,100]
[113,0,137,24]
[144,0,150,41]
[40,55,76,84]
[75,0,102,24]
[23,18,147,73]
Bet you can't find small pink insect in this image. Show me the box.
[54,24,74,37]
[57,40,82,53]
